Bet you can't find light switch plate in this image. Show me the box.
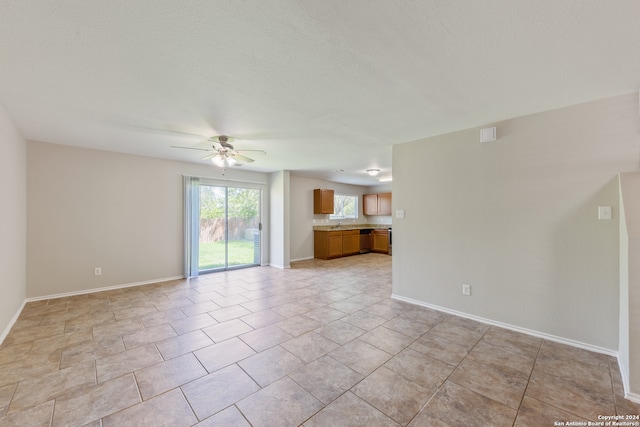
[598,206,611,220]
[480,127,496,142]
[396,209,405,219]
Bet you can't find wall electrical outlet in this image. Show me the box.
[462,284,471,296]
[94,267,102,276]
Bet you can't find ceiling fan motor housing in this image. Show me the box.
[211,135,234,149]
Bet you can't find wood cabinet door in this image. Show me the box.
[372,230,389,253]
[350,231,360,254]
[377,193,392,216]
[314,189,334,214]
[342,232,351,255]
[328,232,343,257]
[363,194,378,215]
[321,190,334,213]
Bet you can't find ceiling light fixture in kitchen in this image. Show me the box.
[367,169,380,176]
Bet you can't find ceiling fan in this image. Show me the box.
[172,135,266,167]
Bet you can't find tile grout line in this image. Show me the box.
[405,320,492,426]
[511,335,544,427]
[221,301,395,424]
[175,385,200,424]
[609,357,620,414]
[523,341,618,422]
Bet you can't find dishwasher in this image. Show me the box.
[359,229,372,253]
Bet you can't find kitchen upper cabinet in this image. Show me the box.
[363,194,378,216]
[314,189,334,214]
[372,229,389,253]
[377,193,392,216]
[363,192,392,216]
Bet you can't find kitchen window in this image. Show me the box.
[330,194,358,220]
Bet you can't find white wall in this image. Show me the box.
[393,93,640,351]
[289,175,392,261]
[619,178,630,393]
[619,172,640,398]
[0,104,27,340]
[27,141,269,298]
[269,170,290,269]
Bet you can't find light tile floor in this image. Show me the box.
[0,253,638,426]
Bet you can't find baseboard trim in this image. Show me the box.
[26,276,185,303]
[625,391,640,404]
[617,354,631,399]
[290,256,314,263]
[0,299,27,346]
[391,294,617,358]
[268,263,290,269]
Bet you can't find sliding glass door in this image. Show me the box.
[198,184,227,270]
[225,187,261,268]
[185,178,262,276]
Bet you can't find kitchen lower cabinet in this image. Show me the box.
[342,230,360,255]
[327,231,343,258]
[314,229,360,259]
[372,229,389,254]
[314,230,343,259]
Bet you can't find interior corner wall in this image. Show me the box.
[0,103,27,338]
[269,170,290,269]
[619,172,640,397]
[392,92,640,350]
[26,141,269,298]
[619,176,630,392]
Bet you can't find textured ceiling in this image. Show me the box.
[1,1,640,185]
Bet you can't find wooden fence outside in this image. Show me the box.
[199,217,259,243]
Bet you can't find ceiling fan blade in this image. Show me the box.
[101,117,210,140]
[142,128,205,139]
[236,149,267,154]
[200,153,217,160]
[171,146,214,152]
[231,153,255,163]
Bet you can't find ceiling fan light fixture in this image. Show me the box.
[226,156,237,166]
[212,154,226,167]
[367,169,380,176]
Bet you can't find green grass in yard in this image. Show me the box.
[199,239,258,270]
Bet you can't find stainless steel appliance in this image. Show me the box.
[388,227,392,255]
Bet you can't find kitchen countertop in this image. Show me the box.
[313,224,391,231]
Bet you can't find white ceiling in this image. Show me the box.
[1,1,639,185]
